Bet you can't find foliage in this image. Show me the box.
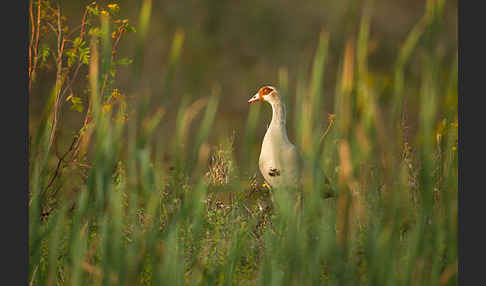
[29,0,457,285]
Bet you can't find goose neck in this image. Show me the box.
[269,99,287,130]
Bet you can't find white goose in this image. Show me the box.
[248,86,301,191]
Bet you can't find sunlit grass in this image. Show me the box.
[29,0,457,285]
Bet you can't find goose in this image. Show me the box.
[248,86,302,191]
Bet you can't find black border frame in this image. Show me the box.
[3,0,29,284]
[4,0,467,284]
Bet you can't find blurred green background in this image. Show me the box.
[30,0,457,165]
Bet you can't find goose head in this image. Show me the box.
[248,86,281,105]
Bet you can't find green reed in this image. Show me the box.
[29,0,457,285]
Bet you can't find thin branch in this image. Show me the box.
[319,113,336,143]
[65,24,82,39]
[29,0,34,82]
[100,75,109,99]
[49,179,65,200]
[30,0,42,92]
[100,26,126,98]
[111,26,126,60]
[44,136,78,194]
[34,0,41,66]
[79,6,89,38]
[48,2,65,152]
[56,2,62,53]
[59,61,83,103]
[30,264,39,286]
[45,21,57,34]
[58,6,90,103]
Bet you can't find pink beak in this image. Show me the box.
[248,93,260,103]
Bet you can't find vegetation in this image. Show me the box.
[29,0,457,285]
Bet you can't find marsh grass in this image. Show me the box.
[29,0,457,285]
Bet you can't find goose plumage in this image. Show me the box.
[248,86,301,191]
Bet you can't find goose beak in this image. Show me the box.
[248,93,260,103]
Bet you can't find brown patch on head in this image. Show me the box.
[258,86,274,98]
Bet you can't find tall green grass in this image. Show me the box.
[29,0,457,285]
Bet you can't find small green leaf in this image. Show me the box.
[110,65,116,77]
[107,4,120,14]
[88,27,102,37]
[125,24,136,33]
[117,58,133,66]
[72,104,84,113]
[79,46,90,65]
[39,45,50,65]
[65,49,77,67]
[87,5,99,15]
[69,96,84,113]
[73,37,84,48]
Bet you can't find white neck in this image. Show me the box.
[267,97,290,142]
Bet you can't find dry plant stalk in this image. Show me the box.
[336,140,368,246]
[206,139,234,186]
